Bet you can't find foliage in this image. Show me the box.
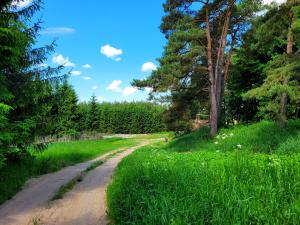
[133,0,261,135]
[32,94,166,136]
[229,2,300,123]
[0,0,63,167]
[243,54,300,120]
[107,120,300,225]
[50,81,79,136]
[87,95,100,132]
[95,102,166,134]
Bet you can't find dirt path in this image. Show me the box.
[0,142,148,225]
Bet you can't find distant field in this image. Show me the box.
[0,138,139,204]
[107,121,300,225]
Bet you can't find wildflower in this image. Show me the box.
[236,144,242,149]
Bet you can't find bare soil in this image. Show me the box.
[0,142,148,225]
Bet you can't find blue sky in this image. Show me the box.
[20,0,167,102]
[15,0,284,103]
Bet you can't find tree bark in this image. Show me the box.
[279,25,293,128]
[205,7,218,136]
[215,0,235,128]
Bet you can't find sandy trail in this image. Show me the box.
[0,142,148,225]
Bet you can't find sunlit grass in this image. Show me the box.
[31,138,138,174]
[107,120,300,225]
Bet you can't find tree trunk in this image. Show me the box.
[214,0,235,128]
[279,80,288,128]
[279,26,293,128]
[205,7,218,136]
[218,74,225,127]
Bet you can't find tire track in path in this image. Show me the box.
[0,142,148,225]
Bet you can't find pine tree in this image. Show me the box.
[0,0,63,164]
[52,81,79,136]
[133,0,261,136]
[244,1,300,127]
[87,95,100,132]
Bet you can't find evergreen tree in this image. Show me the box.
[133,0,260,136]
[227,5,292,122]
[77,102,89,132]
[87,95,100,132]
[52,81,79,136]
[243,1,300,127]
[0,0,63,165]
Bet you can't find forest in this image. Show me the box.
[0,0,300,224]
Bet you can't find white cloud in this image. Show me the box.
[82,76,91,80]
[96,96,106,102]
[82,64,92,69]
[141,62,157,72]
[11,0,32,8]
[145,87,153,93]
[70,70,81,76]
[92,85,98,90]
[106,80,122,92]
[100,44,123,61]
[123,86,139,97]
[41,27,75,35]
[263,0,286,4]
[52,54,75,67]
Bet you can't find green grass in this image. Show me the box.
[125,132,174,140]
[85,160,104,172]
[51,174,84,201]
[167,120,300,154]
[107,120,300,225]
[0,137,138,204]
[31,138,138,174]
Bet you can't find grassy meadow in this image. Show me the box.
[107,120,300,225]
[0,138,138,204]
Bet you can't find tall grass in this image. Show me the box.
[0,138,138,204]
[107,120,300,225]
[168,120,300,154]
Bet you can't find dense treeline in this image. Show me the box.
[133,0,300,135]
[38,81,166,136]
[78,101,166,134]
